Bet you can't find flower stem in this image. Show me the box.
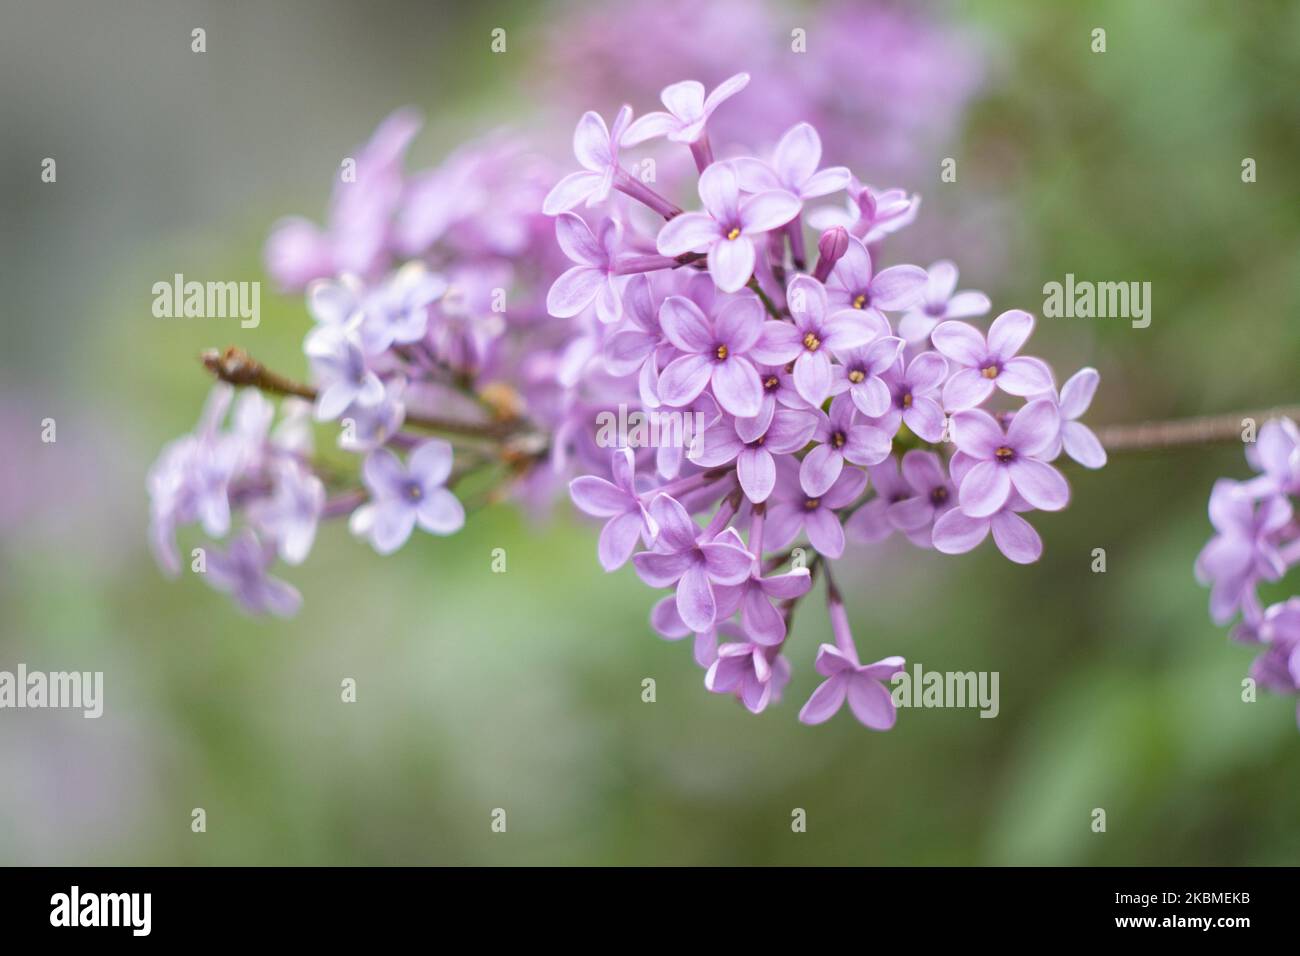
[201,346,518,442]
[746,276,782,319]
[1097,406,1300,451]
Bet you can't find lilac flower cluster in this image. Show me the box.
[149,111,570,613]
[559,78,1105,730]
[145,80,1103,733]
[1196,418,1300,726]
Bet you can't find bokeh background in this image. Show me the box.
[2,0,1298,865]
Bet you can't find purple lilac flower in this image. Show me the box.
[765,461,867,559]
[800,395,893,497]
[897,260,991,344]
[871,350,949,443]
[306,328,386,421]
[543,107,634,214]
[655,293,774,417]
[1197,419,1300,730]
[830,335,906,418]
[932,451,1043,564]
[844,456,912,544]
[547,213,626,323]
[203,529,303,617]
[602,274,667,407]
[798,593,903,729]
[1253,600,1300,720]
[810,180,919,244]
[950,399,1069,518]
[690,407,820,503]
[1246,418,1300,496]
[569,448,659,571]
[1195,479,1292,624]
[621,73,750,148]
[888,450,959,544]
[632,494,754,632]
[825,237,927,322]
[356,261,447,355]
[933,310,1056,412]
[716,566,813,646]
[1051,367,1107,469]
[655,162,800,293]
[249,461,325,566]
[651,596,722,668]
[705,637,791,714]
[354,440,465,555]
[734,122,851,202]
[750,275,878,407]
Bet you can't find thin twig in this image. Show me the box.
[1096,406,1300,452]
[200,346,519,441]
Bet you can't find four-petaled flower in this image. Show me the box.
[734,122,851,202]
[949,400,1069,518]
[656,162,800,293]
[354,440,465,554]
[656,293,773,417]
[799,646,904,729]
[203,529,303,618]
[765,461,868,559]
[622,74,750,146]
[750,275,878,407]
[1195,480,1292,624]
[543,106,633,214]
[932,451,1043,564]
[830,335,907,418]
[705,638,791,714]
[1050,367,1107,469]
[690,407,820,503]
[825,236,927,322]
[933,310,1055,411]
[897,260,991,344]
[873,350,949,443]
[632,494,755,632]
[569,447,659,571]
[547,213,626,324]
[800,394,893,497]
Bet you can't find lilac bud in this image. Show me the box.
[813,227,850,282]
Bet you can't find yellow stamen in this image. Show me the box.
[802,332,821,351]
[852,293,867,309]
[726,226,742,240]
[995,446,1014,461]
[716,344,729,360]
[848,369,865,384]
[981,365,999,379]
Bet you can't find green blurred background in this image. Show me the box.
[1,0,1298,865]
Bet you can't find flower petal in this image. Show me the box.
[798,675,848,724]
[958,460,1012,518]
[1007,458,1069,511]
[708,235,756,293]
[986,309,1034,361]
[990,510,1043,563]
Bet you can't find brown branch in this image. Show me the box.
[200,346,518,441]
[1096,406,1300,452]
